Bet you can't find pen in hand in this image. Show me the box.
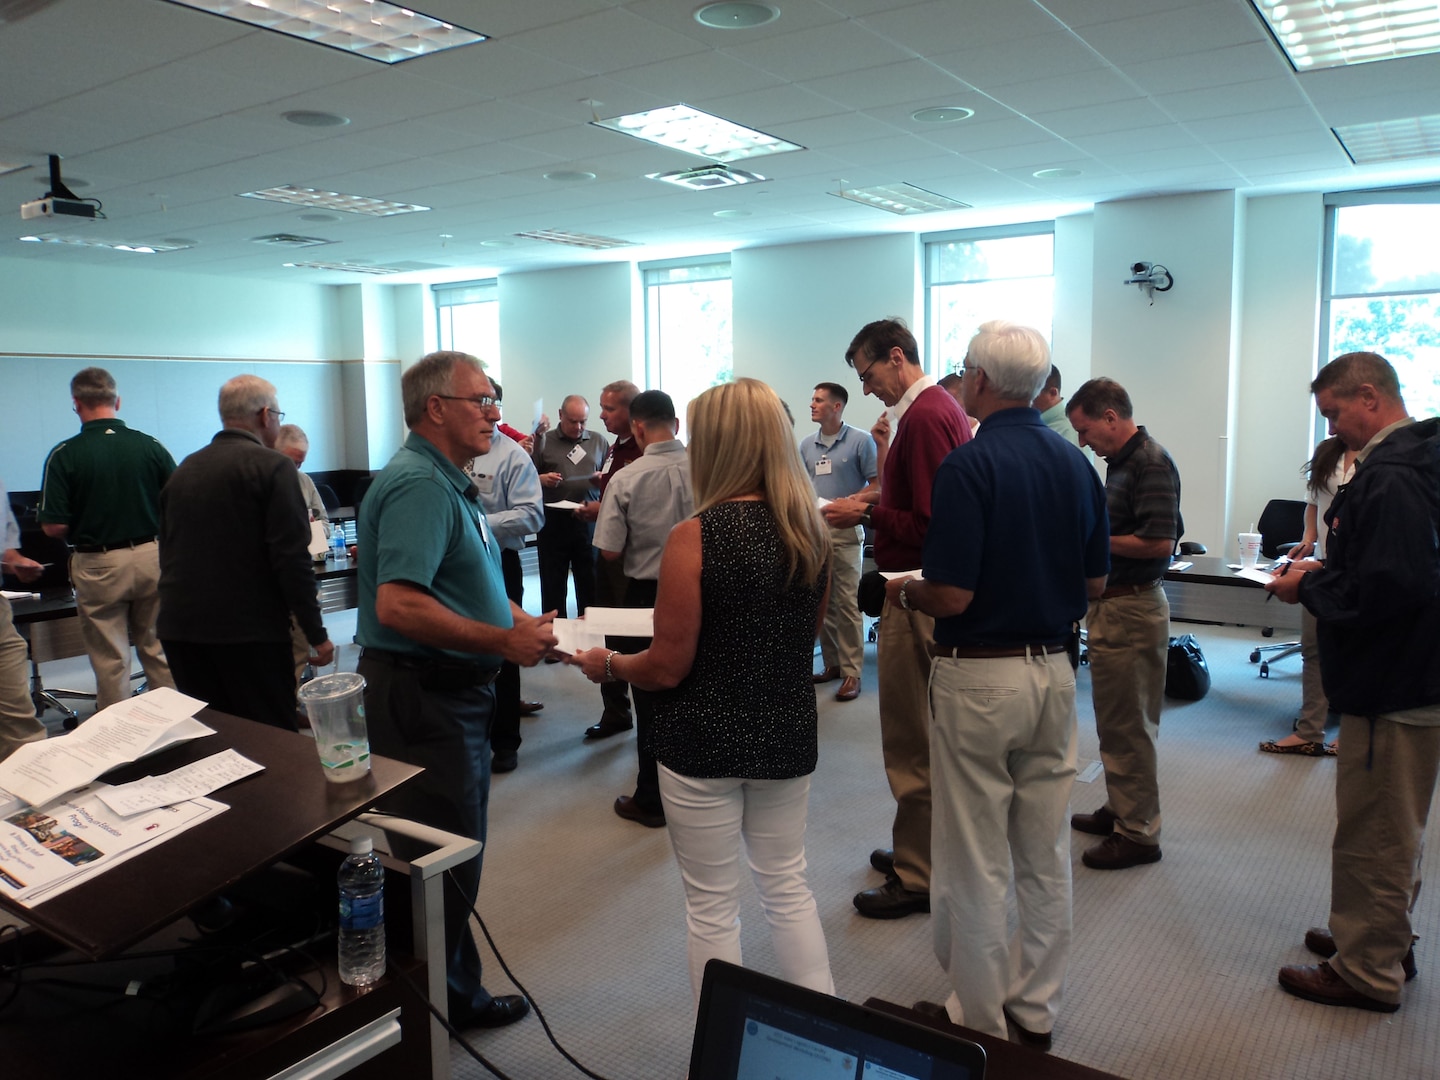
[1265,560,1290,603]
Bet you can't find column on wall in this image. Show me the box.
[331,282,413,470]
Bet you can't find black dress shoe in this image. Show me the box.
[452,994,531,1029]
[519,700,544,716]
[854,878,930,919]
[614,795,666,828]
[1081,832,1161,870]
[869,848,895,875]
[491,751,518,773]
[1278,962,1399,1012]
[1003,1006,1053,1052]
[911,1000,956,1024]
[584,717,633,740]
[1070,805,1117,835]
[1305,927,1417,981]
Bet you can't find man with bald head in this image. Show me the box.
[531,393,606,619]
[158,375,334,729]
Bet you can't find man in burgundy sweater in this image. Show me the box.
[824,318,971,918]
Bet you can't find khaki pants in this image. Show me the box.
[877,598,935,892]
[0,596,45,761]
[1085,584,1168,845]
[1295,607,1331,743]
[817,524,864,678]
[70,543,173,710]
[1329,712,1440,1004]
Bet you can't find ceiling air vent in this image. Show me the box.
[646,164,768,190]
[252,233,334,248]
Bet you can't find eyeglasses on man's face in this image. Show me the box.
[437,394,497,410]
[265,407,285,423]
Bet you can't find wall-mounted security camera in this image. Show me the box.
[1123,260,1173,303]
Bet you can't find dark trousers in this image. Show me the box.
[492,547,525,756]
[593,554,634,727]
[537,512,595,618]
[163,639,296,730]
[623,578,661,814]
[359,654,495,1016]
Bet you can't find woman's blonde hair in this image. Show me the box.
[687,378,831,587]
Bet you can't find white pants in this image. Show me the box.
[658,765,834,1006]
[929,650,1077,1039]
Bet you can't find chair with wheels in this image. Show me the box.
[1248,498,1307,677]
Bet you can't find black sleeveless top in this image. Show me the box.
[650,500,827,780]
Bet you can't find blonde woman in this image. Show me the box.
[572,378,835,1004]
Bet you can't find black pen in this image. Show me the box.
[1265,560,1290,603]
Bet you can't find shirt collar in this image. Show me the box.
[406,431,479,500]
[1105,425,1149,467]
[813,423,848,449]
[1357,416,1415,464]
[893,375,937,426]
[643,438,685,457]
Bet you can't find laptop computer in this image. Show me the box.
[689,960,987,1080]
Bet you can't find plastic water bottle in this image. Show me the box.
[329,524,348,566]
[337,835,386,987]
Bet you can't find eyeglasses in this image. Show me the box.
[265,407,286,423]
[854,358,879,386]
[437,394,497,410]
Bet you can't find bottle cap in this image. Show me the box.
[349,835,373,855]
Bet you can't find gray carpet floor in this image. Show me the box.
[24,600,1439,1079]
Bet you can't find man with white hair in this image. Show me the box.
[158,375,334,728]
[890,321,1109,1047]
[274,423,330,530]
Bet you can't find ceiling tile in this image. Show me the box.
[800,58,971,111]
[1154,79,1310,122]
[1031,99,1177,139]
[989,69,1144,117]
[930,32,1104,91]
[721,21,913,81]
[861,0,1066,53]
[1077,2,1264,66]
[506,8,706,75]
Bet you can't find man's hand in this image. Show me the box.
[518,435,535,454]
[1265,559,1322,604]
[538,471,564,489]
[505,610,559,666]
[575,500,601,523]
[871,412,891,449]
[1,553,43,584]
[883,573,917,608]
[309,638,336,668]
[822,497,869,529]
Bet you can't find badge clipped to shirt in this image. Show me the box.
[567,443,587,465]
[600,456,613,475]
[475,474,495,496]
[814,456,833,477]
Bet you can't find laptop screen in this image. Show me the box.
[690,961,986,1080]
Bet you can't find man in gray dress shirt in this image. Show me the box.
[531,394,606,619]
[593,390,695,828]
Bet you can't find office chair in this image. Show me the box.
[1249,498,1307,677]
[313,480,341,512]
[14,529,97,726]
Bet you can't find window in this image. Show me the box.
[924,224,1054,376]
[434,279,500,382]
[1323,193,1440,420]
[643,258,732,422]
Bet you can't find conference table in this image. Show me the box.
[1162,555,1301,634]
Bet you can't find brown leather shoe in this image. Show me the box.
[1081,832,1161,870]
[853,878,930,919]
[1278,962,1400,1012]
[519,700,544,716]
[835,676,861,701]
[613,795,665,828]
[1070,804,1117,835]
[812,667,840,684]
[1304,927,1417,982]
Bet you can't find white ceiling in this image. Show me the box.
[4,0,1440,284]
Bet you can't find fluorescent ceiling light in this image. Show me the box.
[1249,0,1440,70]
[514,229,634,250]
[238,185,430,216]
[646,164,769,190]
[284,259,401,275]
[830,183,971,215]
[592,104,804,163]
[17,234,192,253]
[162,1,486,64]
[1335,114,1440,163]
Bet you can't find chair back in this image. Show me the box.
[1257,499,1307,559]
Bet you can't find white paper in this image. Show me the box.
[582,606,655,636]
[545,500,584,511]
[0,785,226,905]
[532,398,545,433]
[552,618,607,656]
[879,570,923,581]
[1076,760,1104,784]
[815,497,832,508]
[2,590,40,601]
[0,687,212,809]
[1233,566,1277,586]
[96,749,263,817]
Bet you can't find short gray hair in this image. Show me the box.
[275,423,309,451]
[218,375,277,421]
[70,367,117,407]
[403,351,484,427]
[966,320,1051,402]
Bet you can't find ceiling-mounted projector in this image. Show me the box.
[21,196,97,221]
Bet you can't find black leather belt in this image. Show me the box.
[73,536,156,553]
[360,647,500,691]
[1099,579,1162,600]
[929,642,1069,659]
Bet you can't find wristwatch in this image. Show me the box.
[898,580,912,610]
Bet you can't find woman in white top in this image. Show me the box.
[1259,435,1357,755]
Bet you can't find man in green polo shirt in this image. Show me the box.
[39,367,178,710]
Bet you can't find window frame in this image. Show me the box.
[433,277,500,378]
[641,253,733,398]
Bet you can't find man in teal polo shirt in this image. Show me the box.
[39,367,177,710]
[357,350,557,1032]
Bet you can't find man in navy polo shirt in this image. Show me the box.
[887,321,1108,1046]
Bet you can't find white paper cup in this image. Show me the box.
[1237,532,1263,569]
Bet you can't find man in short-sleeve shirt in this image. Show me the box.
[531,395,606,618]
[1,485,46,761]
[1067,378,1182,871]
[357,351,556,1032]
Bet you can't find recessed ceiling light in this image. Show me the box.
[161,1,487,64]
[1033,168,1082,179]
[911,106,975,124]
[17,233,191,253]
[1334,114,1440,163]
[647,164,768,190]
[713,209,753,219]
[1249,0,1440,70]
[283,110,350,128]
[238,185,430,217]
[514,229,634,250]
[695,2,780,29]
[830,182,971,215]
[593,104,804,163]
[284,260,401,275]
[543,170,597,183]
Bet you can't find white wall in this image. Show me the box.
[1053,213,1095,388]
[734,234,919,434]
